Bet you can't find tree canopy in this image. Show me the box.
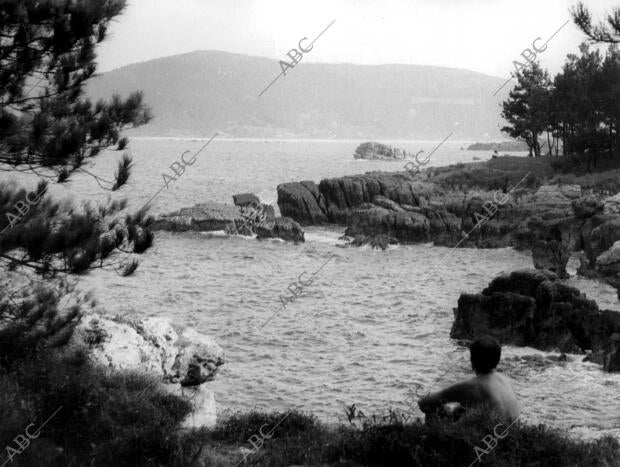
[0,0,153,360]
[501,4,620,159]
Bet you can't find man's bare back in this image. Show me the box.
[418,336,520,422]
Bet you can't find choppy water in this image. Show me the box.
[4,139,619,439]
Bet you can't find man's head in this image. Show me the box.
[470,335,501,374]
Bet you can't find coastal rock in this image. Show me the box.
[277,174,580,249]
[603,193,620,215]
[226,201,275,236]
[450,270,620,370]
[596,241,620,276]
[277,181,328,225]
[67,314,225,427]
[344,234,399,250]
[353,142,404,160]
[372,195,405,212]
[256,216,305,242]
[584,217,620,265]
[233,193,260,207]
[151,202,242,232]
[345,207,431,243]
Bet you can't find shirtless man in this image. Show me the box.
[418,336,520,422]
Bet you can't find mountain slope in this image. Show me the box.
[87,50,508,139]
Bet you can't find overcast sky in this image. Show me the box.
[96,0,618,78]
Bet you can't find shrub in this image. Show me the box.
[0,352,207,466]
[202,409,619,467]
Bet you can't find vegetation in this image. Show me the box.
[0,2,173,466]
[0,352,206,466]
[466,141,528,152]
[0,0,154,363]
[198,409,619,466]
[427,153,620,195]
[501,4,620,162]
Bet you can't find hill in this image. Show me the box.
[87,50,509,139]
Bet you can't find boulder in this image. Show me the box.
[67,314,225,427]
[151,202,242,232]
[451,270,620,368]
[256,217,305,242]
[233,193,260,207]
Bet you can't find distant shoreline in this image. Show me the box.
[126,135,520,145]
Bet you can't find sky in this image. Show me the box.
[96,0,619,78]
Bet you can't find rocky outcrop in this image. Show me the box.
[277,174,585,249]
[226,201,275,236]
[67,314,225,427]
[150,202,242,232]
[353,142,404,160]
[450,269,620,372]
[277,181,329,225]
[151,194,303,243]
[256,217,305,242]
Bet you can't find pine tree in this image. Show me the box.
[0,0,153,361]
[500,62,552,157]
[572,2,620,44]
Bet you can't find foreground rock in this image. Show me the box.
[67,314,225,427]
[450,269,620,371]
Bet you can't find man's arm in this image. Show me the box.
[418,380,480,414]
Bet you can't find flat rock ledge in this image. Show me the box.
[65,314,225,428]
[150,195,304,242]
[451,269,620,372]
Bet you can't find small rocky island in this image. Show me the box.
[353,141,406,160]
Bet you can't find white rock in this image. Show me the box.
[70,315,165,376]
[138,317,179,377]
[67,314,224,428]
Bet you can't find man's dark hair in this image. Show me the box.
[470,335,501,374]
